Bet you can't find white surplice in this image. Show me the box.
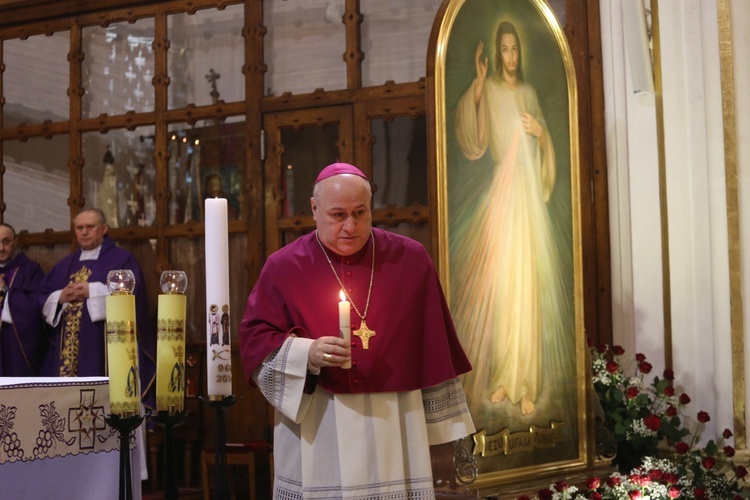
[254,337,475,500]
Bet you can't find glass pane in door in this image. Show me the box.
[370,114,427,209]
[264,0,347,96]
[3,32,69,124]
[3,135,70,232]
[279,124,339,218]
[168,4,245,109]
[82,18,155,118]
[82,126,156,228]
[167,117,246,224]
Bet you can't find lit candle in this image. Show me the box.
[205,198,232,397]
[105,269,140,417]
[339,290,351,369]
[156,270,188,414]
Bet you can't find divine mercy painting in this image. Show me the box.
[430,0,587,486]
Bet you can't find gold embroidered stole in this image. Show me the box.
[59,266,93,377]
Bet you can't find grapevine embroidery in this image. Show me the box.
[0,404,24,460]
[33,402,74,457]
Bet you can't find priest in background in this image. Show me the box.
[239,162,475,499]
[0,223,48,376]
[40,208,155,409]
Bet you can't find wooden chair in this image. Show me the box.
[201,442,272,500]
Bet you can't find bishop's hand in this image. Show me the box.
[309,336,351,369]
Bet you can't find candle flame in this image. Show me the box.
[340,290,346,302]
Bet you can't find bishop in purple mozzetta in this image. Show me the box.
[239,162,475,499]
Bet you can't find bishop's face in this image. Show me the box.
[311,174,372,256]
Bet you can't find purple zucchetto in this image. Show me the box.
[314,162,368,184]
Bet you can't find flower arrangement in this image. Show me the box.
[590,344,689,473]
[517,344,749,499]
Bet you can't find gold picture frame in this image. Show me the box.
[428,0,589,489]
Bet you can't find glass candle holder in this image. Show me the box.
[107,269,136,295]
[160,270,188,294]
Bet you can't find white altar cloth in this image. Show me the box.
[0,377,141,499]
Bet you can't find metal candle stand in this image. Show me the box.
[105,413,145,500]
[202,395,237,500]
[151,410,188,500]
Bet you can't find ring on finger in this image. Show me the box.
[323,353,333,363]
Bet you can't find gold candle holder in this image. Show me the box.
[156,270,188,414]
[106,269,140,417]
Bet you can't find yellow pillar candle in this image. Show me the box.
[106,291,139,417]
[156,291,187,413]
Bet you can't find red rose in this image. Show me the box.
[539,488,553,500]
[724,445,736,457]
[629,491,642,499]
[675,441,690,454]
[723,428,734,439]
[663,472,680,484]
[702,456,716,470]
[590,493,602,500]
[635,352,646,362]
[554,480,569,491]
[597,344,607,353]
[695,487,706,499]
[648,469,663,481]
[697,411,711,423]
[667,486,680,499]
[612,345,625,355]
[638,361,652,374]
[517,496,530,500]
[666,405,677,417]
[735,465,748,478]
[607,476,621,487]
[644,414,662,431]
[606,360,619,374]
[586,476,601,490]
[663,368,675,380]
[663,386,675,396]
[628,474,642,485]
[626,387,639,399]
[679,393,691,404]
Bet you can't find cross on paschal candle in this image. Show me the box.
[354,321,376,350]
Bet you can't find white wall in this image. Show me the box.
[602,0,740,442]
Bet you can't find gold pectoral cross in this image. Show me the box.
[354,319,376,349]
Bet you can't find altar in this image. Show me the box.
[0,377,142,499]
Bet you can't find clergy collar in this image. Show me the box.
[80,244,103,261]
[0,252,17,268]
